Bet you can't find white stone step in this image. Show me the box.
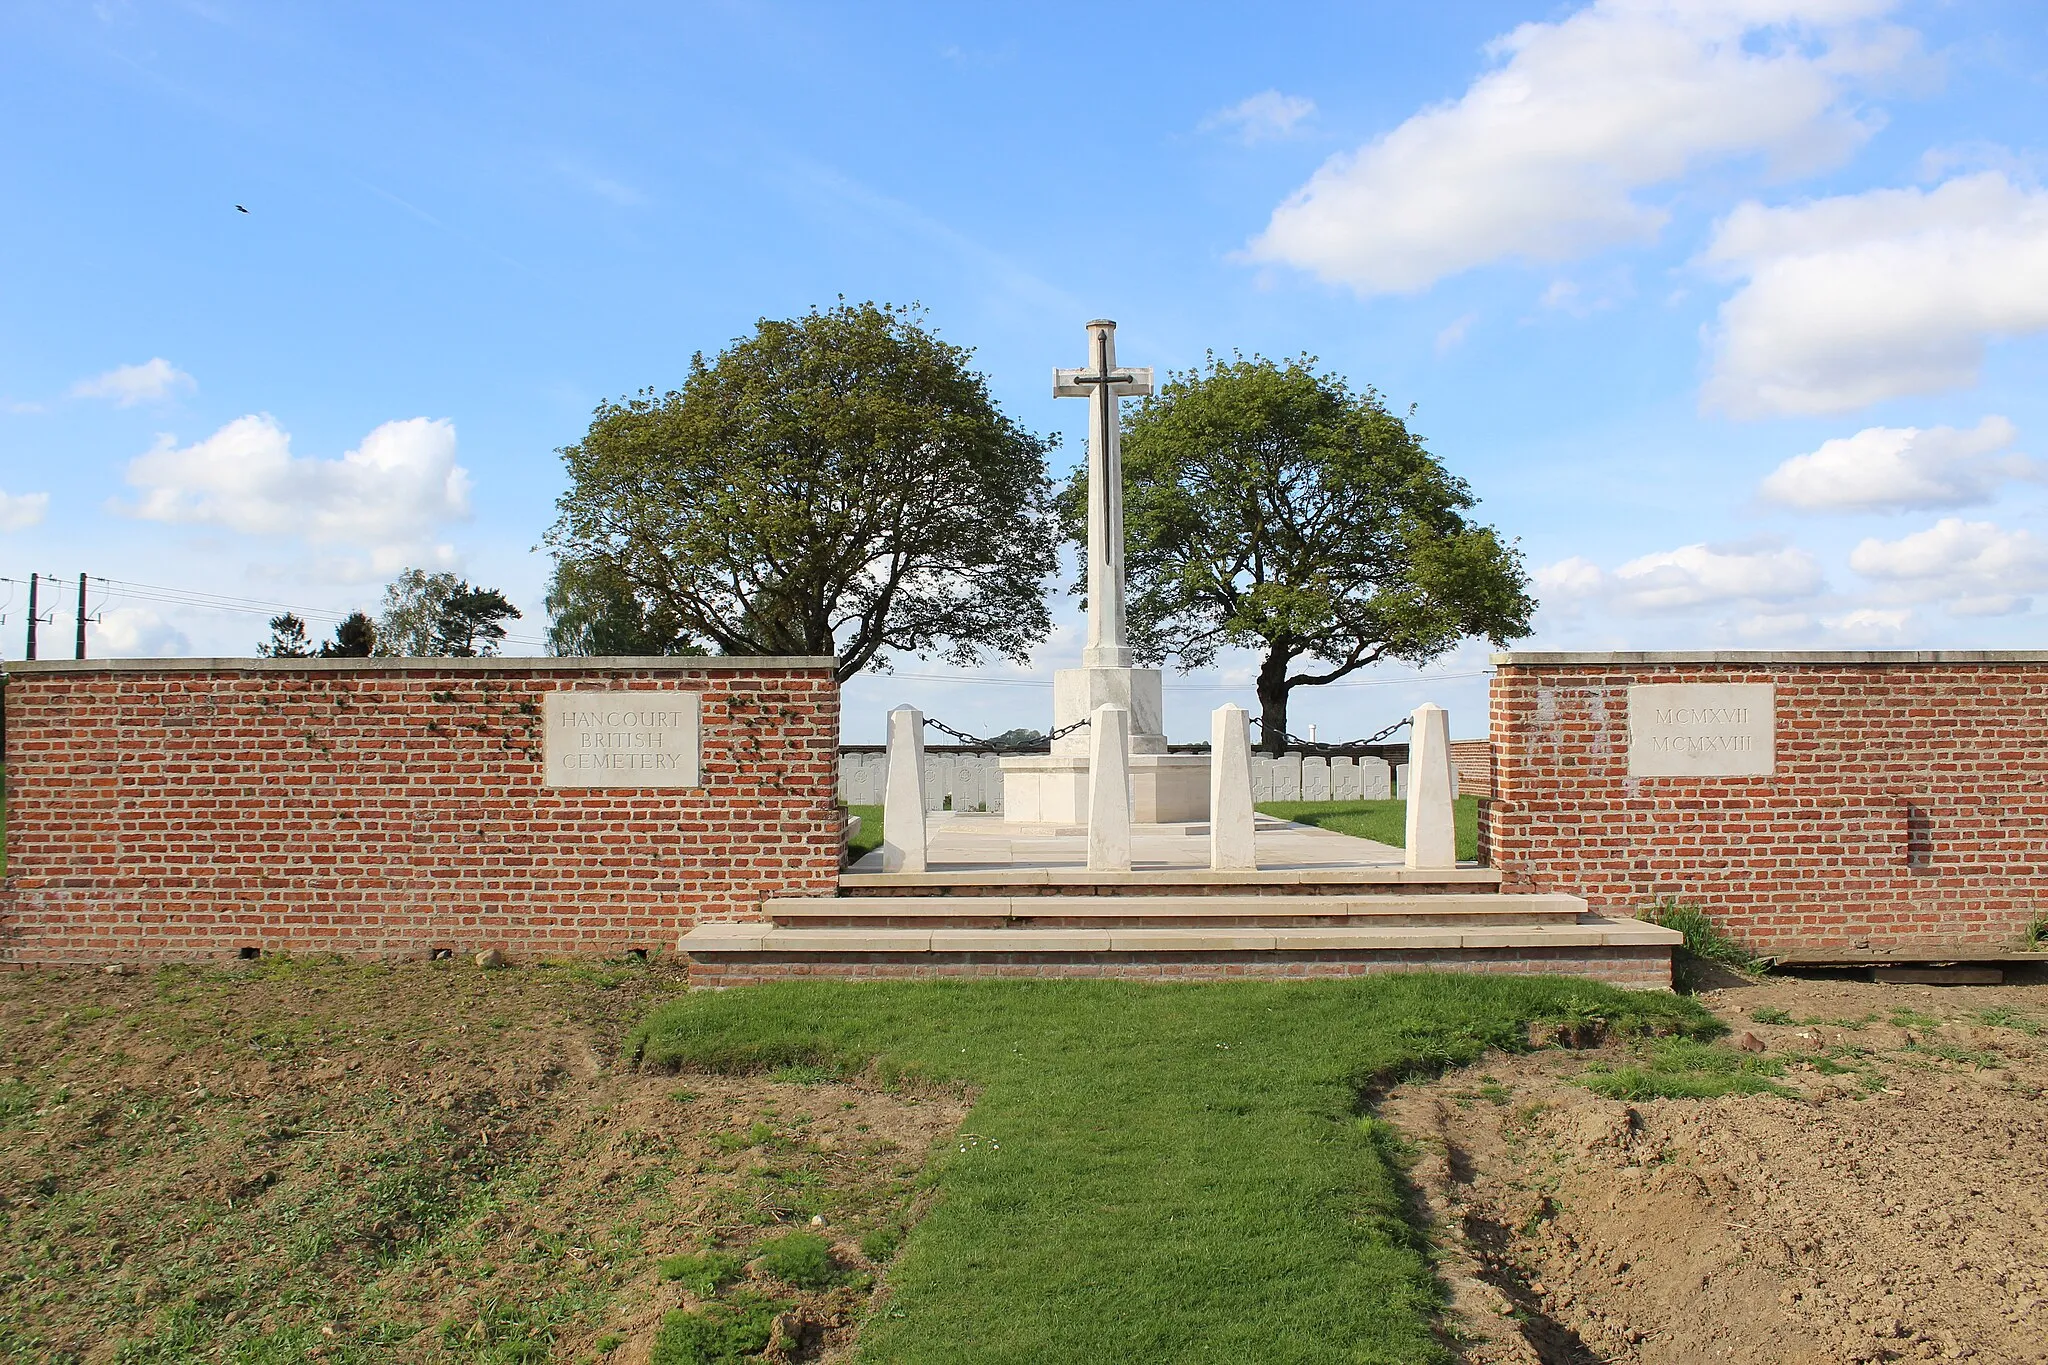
[680,917,1683,955]
[765,892,1588,922]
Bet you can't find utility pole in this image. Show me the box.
[76,572,87,660]
[24,572,37,661]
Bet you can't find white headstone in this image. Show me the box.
[1404,704,1457,870]
[1087,704,1132,872]
[1209,704,1257,871]
[881,706,928,873]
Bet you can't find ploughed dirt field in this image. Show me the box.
[0,959,965,1363]
[1393,969,2048,1365]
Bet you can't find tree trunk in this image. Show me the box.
[1255,648,1292,756]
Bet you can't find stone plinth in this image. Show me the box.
[999,754,1091,824]
[1001,751,1209,825]
[1131,753,1208,822]
[1052,666,1167,755]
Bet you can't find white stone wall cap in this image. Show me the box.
[4,654,837,675]
[1492,649,2048,665]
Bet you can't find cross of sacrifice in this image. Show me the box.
[1054,319,1153,669]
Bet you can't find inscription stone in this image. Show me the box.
[1627,683,1774,777]
[543,691,701,788]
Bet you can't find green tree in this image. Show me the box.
[375,569,521,657]
[375,569,459,656]
[546,301,1058,683]
[320,611,377,658]
[545,555,703,657]
[257,613,312,658]
[1061,355,1534,753]
[431,585,521,657]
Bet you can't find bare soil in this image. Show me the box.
[1389,969,2048,1365]
[0,958,966,1363]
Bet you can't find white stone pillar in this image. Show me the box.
[1404,703,1457,871]
[1087,704,1132,872]
[1209,704,1256,871]
[881,706,928,873]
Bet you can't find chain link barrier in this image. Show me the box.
[920,712,1409,754]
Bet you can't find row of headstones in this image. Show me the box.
[839,749,1402,811]
[874,702,1460,875]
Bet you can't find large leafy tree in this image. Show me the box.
[545,556,703,657]
[1062,355,1534,753]
[546,301,1058,682]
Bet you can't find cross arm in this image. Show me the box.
[1052,366,1155,399]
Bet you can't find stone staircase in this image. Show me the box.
[680,828,1679,988]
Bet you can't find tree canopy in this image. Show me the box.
[375,569,521,658]
[545,301,1058,682]
[1060,354,1534,752]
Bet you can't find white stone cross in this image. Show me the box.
[1055,319,1152,669]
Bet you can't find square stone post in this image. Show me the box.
[1404,703,1457,870]
[881,705,928,873]
[1209,703,1257,871]
[1087,704,1132,872]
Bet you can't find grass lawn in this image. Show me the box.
[633,975,1714,1363]
[848,797,1476,863]
[1258,796,1481,863]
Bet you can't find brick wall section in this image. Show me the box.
[1481,652,2048,953]
[1449,739,1494,799]
[0,657,840,965]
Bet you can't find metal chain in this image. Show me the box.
[920,715,1089,751]
[921,713,1408,755]
[1243,714,1411,754]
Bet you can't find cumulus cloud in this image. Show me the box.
[1758,415,2036,511]
[1201,91,1316,143]
[118,414,471,578]
[1245,0,1910,295]
[70,358,195,406]
[90,607,191,658]
[1848,516,2048,615]
[1609,541,1824,610]
[1704,172,2048,416]
[0,490,49,531]
[1533,541,1824,615]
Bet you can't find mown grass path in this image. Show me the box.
[632,975,1713,1363]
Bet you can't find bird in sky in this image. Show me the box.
[235,204,249,214]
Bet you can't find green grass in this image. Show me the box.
[1578,1036,1789,1100]
[848,804,883,862]
[630,974,1713,1364]
[1257,796,1481,862]
[1642,898,1760,973]
[752,1231,843,1289]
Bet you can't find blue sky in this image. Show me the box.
[4,0,2047,741]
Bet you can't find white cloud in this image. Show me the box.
[1823,606,1912,640]
[1848,517,2048,615]
[1245,0,1909,296]
[1610,540,1824,610]
[1435,312,1477,354]
[1704,172,2048,416]
[70,358,195,406]
[90,607,191,658]
[118,414,472,578]
[1201,91,1316,144]
[1534,541,1823,616]
[0,490,49,531]
[1759,415,2036,511]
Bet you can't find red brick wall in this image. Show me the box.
[1481,653,2048,953]
[0,657,840,964]
[1449,739,1494,799]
